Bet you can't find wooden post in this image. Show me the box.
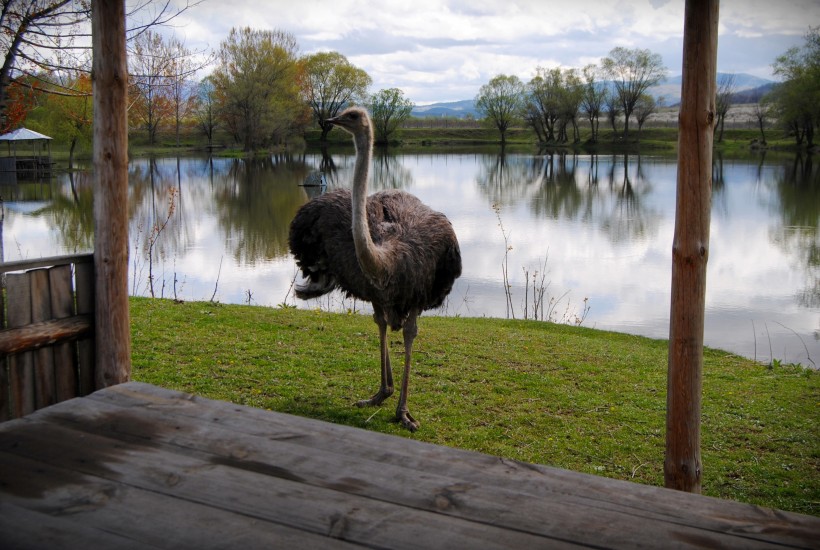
[665,0,719,493]
[92,1,131,388]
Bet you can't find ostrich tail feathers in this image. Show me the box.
[294,272,337,300]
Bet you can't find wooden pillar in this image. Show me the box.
[92,1,131,388]
[665,0,719,493]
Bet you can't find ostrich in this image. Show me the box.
[288,107,462,431]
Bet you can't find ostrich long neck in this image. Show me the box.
[351,126,387,285]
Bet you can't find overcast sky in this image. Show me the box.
[163,0,819,105]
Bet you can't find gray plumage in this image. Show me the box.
[288,107,461,431]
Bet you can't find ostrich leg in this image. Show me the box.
[356,307,394,407]
[396,311,420,432]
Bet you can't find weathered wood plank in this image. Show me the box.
[74,260,95,396]
[0,315,92,355]
[30,268,56,409]
[0,452,363,550]
[0,265,7,421]
[0,356,8,422]
[88,382,820,547]
[25,397,754,549]
[49,264,78,402]
[0,418,577,549]
[6,272,34,417]
[25,382,820,548]
[0,500,151,550]
[0,253,93,275]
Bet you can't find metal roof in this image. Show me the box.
[0,127,52,141]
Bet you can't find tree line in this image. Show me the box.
[1,3,414,151]
[475,28,819,150]
[475,47,667,145]
[2,3,817,151]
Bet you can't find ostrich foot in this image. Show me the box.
[395,410,420,432]
[355,389,393,408]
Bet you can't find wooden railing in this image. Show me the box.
[0,253,95,421]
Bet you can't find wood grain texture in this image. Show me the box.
[6,273,34,417]
[92,0,131,389]
[666,0,719,493]
[49,264,77,402]
[0,382,816,548]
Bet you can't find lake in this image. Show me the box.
[3,150,818,367]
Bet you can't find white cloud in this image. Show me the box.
[165,0,818,103]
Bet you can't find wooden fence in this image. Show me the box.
[0,253,95,421]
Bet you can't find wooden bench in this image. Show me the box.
[0,254,95,421]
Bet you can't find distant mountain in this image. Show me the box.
[411,99,479,119]
[650,72,775,106]
[410,73,775,119]
[729,82,777,104]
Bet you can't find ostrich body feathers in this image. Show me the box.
[289,187,461,330]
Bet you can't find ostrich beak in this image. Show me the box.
[326,115,339,125]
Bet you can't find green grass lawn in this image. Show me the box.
[130,297,819,516]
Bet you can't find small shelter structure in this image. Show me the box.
[0,127,54,183]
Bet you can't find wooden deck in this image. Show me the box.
[0,382,817,549]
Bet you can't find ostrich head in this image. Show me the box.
[326,107,371,137]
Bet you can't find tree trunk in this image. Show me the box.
[92,0,132,388]
[665,0,719,494]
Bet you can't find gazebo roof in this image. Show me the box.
[0,127,52,141]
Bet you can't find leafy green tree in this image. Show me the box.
[526,67,562,142]
[212,27,307,151]
[368,88,413,145]
[770,27,820,148]
[557,68,583,143]
[475,74,525,145]
[601,47,667,138]
[301,51,371,140]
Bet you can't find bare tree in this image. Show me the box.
[166,36,210,147]
[129,30,174,145]
[194,76,218,148]
[0,0,200,130]
[602,47,667,138]
[753,100,769,146]
[603,87,621,135]
[581,64,606,143]
[714,73,736,142]
[634,94,659,135]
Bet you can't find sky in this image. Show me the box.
[160,0,819,105]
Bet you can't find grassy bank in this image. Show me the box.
[130,297,819,516]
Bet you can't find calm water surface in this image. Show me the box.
[3,151,818,366]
